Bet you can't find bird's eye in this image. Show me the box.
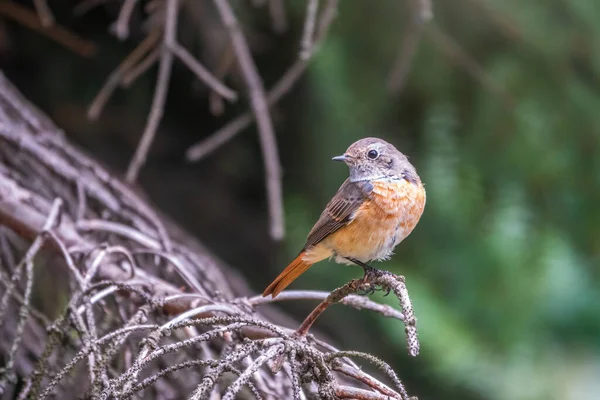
[367,149,379,160]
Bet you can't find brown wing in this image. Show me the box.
[303,179,373,249]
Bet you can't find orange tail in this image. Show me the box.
[262,252,312,298]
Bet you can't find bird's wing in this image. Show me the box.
[304,179,373,248]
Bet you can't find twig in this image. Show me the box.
[334,385,397,400]
[329,351,410,399]
[0,2,95,57]
[112,0,139,40]
[268,0,287,33]
[33,0,54,27]
[125,0,178,183]
[121,47,161,87]
[185,0,338,162]
[77,220,204,293]
[0,198,63,391]
[169,43,238,101]
[186,0,338,161]
[247,290,405,321]
[209,41,235,115]
[221,344,284,400]
[300,0,319,59]
[387,0,433,93]
[414,0,433,21]
[294,270,419,356]
[334,363,403,400]
[212,0,284,240]
[427,24,514,109]
[88,31,161,120]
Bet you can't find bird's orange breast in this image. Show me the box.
[321,178,426,263]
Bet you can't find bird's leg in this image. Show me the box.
[345,257,376,276]
[345,257,392,296]
[345,257,380,295]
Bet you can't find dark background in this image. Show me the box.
[2,1,599,399]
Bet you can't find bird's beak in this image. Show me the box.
[332,154,348,162]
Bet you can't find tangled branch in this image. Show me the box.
[0,72,419,399]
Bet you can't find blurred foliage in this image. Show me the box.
[280,1,600,399]
[1,0,599,399]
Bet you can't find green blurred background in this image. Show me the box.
[2,0,599,399]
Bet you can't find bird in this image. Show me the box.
[263,137,426,298]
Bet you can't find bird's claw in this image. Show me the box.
[355,282,391,296]
[356,283,376,296]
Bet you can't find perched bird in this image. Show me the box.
[263,137,426,298]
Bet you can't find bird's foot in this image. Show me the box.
[345,258,392,296]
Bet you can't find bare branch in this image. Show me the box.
[0,198,62,391]
[121,47,161,87]
[0,2,95,57]
[212,0,285,240]
[293,270,419,357]
[112,0,139,40]
[268,0,288,33]
[88,31,161,120]
[387,0,432,93]
[185,0,339,162]
[170,42,238,101]
[427,23,514,109]
[33,0,54,27]
[300,0,319,59]
[125,0,179,183]
[248,290,405,321]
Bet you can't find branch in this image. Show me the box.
[387,0,433,93]
[212,0,285,240]
[427,23,514,109]
[0,72,416,399]
[292,270,419,357]
[0,2,95,57]
[248,290,405,321]
[184,0,338,162]
[125,0,179,183]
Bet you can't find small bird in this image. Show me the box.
[263,137,426,298]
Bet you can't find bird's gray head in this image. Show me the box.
[332,137,419,183]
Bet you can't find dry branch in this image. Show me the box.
[0,2,95,57]
[0,73,416,399]
[185,0,338,161]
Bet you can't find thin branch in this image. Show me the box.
[387,0,432,93]
[414,0,433,21]
[427,24,514,109]
[125,0,179,183]
[300,0,319,59]
[112,0,139,40]
[33,0,54,27]
[333,363,404,400]
[209,41,235,115]
[268,0,288,33]
[0,2,95,57]
[334,385,398,400]
[0,198,62,390]
[212,0,285,240]
[247,290,405,321]
[121,47,161,87]
[184,0,338,162]
[170,43,238,101]
[88,30,161,120]
[294,270,419,356]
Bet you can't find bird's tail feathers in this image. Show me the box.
[262,252,312,298]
